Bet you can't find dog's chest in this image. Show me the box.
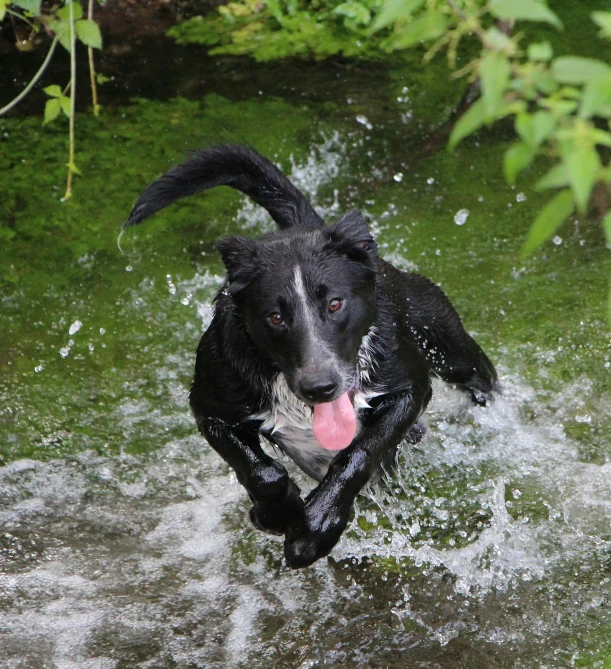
[253,373,379,482]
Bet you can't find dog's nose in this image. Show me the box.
[299,377,338,404]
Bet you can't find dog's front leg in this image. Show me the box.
[201,418,304,536]
[284,392,422,569]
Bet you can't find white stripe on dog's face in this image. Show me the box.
[293,266,319,348]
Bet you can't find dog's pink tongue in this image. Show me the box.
[312,392,356,451]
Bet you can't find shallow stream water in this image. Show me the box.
[2,10,611,667]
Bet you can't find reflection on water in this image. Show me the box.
[2,66,611,669]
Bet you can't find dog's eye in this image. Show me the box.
[268,312,285,326]
[328,298,343,314]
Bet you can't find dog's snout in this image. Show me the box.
[299,375,339,404]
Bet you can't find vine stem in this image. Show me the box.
[64,0,77,201]
[6,8,38,30]
[87,0,99,115]
[0,34,60,117]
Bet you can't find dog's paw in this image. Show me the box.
[284,532,328,569]
[283,501,352,569]
[470,388,498,406]
[249,479,304,536]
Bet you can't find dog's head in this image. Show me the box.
[216,211,378,406]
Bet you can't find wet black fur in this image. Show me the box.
[125,145,498,569]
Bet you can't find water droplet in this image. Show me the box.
[516,192,527,203]
[125,265,133,272]
[59,346,70,358]
[393,173,403,183]
[553,236,562,246]
[34,365,44,373]
[427,177,435,185]
[68,320,82,336]
[356,114,373,130]
[454,209,469,226]
[99,328,106,335]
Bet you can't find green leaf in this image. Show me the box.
[75,19,102,49]
[489,0,562,30]
[57,1,83,21]
[580,74,611,119]
[66,161,82,176]
[559,85,582,100]
[592,129,611,148]
[522,190,574,257]
[498,100,528,118]
[371,0,425,32]
[449,98,486,149]
[12,0,41,14]
[504,142,536,185]
[592,11,611,39]
[448,98,486,149]
[552,57,611,84]
[484,26,512,51]
[43,84,62,98]
[43,98,61,125]
[391,11,447,49]
[480,52,510,122]
[515,112,534,145]
[535,163,569,191]
[334,2,371,29]
[0,0,7,22]
[48,18,71,51]
[96,73,111,84]
[532,110,556,145]
[544,98,578,116]
[527,41,553,61]
[565,147,601,213]
[59,95,72,118]
[603,211,611,250]
[515,110,555,147]
[531,70,558,95]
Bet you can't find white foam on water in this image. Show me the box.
[335,369,611,616]
[225,587,269,664]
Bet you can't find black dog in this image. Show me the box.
[125,145,498,569]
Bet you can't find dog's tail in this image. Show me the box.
[124,144,324,230]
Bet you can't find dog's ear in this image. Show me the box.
[216,236,261,295]
[325,210,377,268]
